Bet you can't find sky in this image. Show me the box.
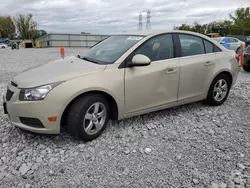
[1,0,249,34]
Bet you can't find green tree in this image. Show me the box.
[206,20,233,35]
[13,13,37,39]
[176,23,196,32]
[34,29,47,39]
[229,7,250,35]
[0,16,16,38]
[193,22,207,34]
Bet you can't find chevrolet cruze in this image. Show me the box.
[3,30,239,141]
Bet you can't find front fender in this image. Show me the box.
[45,67,125,121]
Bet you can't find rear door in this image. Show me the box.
[176,34,217,101]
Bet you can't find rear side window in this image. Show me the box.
[179,34,205,57]
[229,38,238,43]
[213,45,222,52]
[204,40,222,53]
[204,40,213,53]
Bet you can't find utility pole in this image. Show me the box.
[138,13,142,30]
[146,10,151,30]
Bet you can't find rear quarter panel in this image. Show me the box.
[204,50,239,98]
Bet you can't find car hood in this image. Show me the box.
[13,56,107,88]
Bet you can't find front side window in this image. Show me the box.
[80,35,144,64]
[179,34,205,57]
[134,34,174,62]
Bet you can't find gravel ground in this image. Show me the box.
[0,47,250,188]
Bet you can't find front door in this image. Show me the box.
[124,34,180,114]
[177,34,216,101]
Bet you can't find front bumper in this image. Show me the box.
[3,84,61,134]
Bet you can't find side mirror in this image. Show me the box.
[129,54,151,67]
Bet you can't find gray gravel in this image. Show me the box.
[0,47,250,188]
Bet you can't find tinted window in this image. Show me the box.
[229,38,238,43]
[135,34,174,62]
[204,40,222,53]
[179,34,205,57]
[204,40,213,53]
[213,45,222,52]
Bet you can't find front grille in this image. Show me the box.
[11,81,18,87]
[19,117,45,128]
[6,90,14,101]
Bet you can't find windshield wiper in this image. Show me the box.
[82,57,99,64]
[77,55,99,64]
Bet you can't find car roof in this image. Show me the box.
[117,30,214,39]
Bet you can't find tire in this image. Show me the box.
[205,74,231,106]
[243,65,250,72]
[1,46,5,49]
[66,94,110,141]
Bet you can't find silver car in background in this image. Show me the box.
[213,37,246,54]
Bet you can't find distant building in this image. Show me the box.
[35,33,110,48]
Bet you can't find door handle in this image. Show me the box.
[165,68,177,74]
[204,61,213,66]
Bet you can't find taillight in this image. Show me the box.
[242,43,245,49]
[235,54,239,61]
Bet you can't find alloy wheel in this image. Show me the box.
[213,79,228,102]
[83,102,107,135]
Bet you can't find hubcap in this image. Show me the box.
[213,79,228,102]
[83,102,107,135]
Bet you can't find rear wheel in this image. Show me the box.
[66,94,110,141]
[205,74,231,106]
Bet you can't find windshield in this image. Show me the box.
[80,35,144,64]
[234,35,246,41]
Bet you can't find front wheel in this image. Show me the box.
[66,94,110,142]
[205,74,231,106]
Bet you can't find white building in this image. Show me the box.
[35,33,110,48]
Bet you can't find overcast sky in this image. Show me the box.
[1,0,249,34]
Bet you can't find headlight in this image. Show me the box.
[19,82,63,101]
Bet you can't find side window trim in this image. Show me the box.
[174,33,223,57]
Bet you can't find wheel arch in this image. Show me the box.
[60,90,119,127]
[205,70,233,99]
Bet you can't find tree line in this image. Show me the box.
[175,7,250,36]
[0,13,47,40]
